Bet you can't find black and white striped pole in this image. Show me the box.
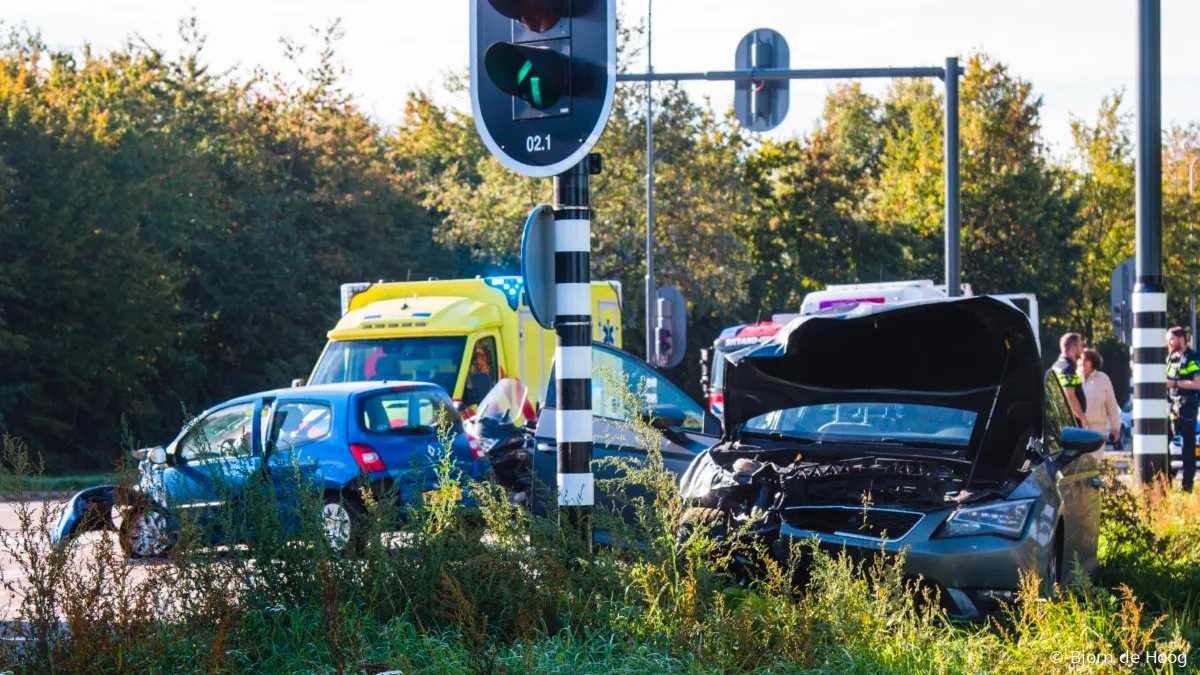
[1132,0,1168,484]
[554,158,596,545]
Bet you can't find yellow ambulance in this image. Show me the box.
[305,277,622,413]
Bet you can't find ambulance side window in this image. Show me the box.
[465,336,499,406]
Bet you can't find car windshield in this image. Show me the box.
[743,402,977,447]
[310,337,466,394]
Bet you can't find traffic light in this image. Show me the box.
[471,0,616,177]
[484,41,569,112]
[734,29,790,133]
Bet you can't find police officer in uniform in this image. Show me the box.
[1166,326,1199,492]
[1053,332,1086,425]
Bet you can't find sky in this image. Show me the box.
[3,0,1199,156]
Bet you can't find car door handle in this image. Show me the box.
[1091,476,1103,488]
[536,443,556,453]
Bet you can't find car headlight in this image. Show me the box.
[936,498,1034,540]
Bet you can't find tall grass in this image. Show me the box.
[0,395,1194,673]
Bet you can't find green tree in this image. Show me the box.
[0,22,446,469]
[863,54,1082,355]
[1065,93,1134,345]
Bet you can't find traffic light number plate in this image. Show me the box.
[525,134,552,153]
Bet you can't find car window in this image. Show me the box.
[179,402,257,462]
[359,387,460,433]
[548,346,705,432]
[1044,372,1072,451]
[272,401,333,450]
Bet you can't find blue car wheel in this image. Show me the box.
[120,507,174,559]
[322,491,363,552]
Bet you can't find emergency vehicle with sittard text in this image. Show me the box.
[702,280,1040,420]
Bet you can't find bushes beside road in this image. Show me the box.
[0,424,1193,674]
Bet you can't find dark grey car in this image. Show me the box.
[532,342,720,538]
[677,296,1104,619]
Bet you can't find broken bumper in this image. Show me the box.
[51,485,119,545]
[772,505,1043,619]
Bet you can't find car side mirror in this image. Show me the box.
[1062,426,1106,455]
[640,404,686,433]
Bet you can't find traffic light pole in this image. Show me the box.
[554,158,594,548]
[644,0,656,363]
[1133,0,1168,484]
[617,60,964,300]
[944,57,962,298]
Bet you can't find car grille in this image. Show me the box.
[782,506,924,541]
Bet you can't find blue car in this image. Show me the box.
[53,382,485,557]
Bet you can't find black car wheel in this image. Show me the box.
[1044,527,1063,597]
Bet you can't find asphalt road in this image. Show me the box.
[0,500,156,622]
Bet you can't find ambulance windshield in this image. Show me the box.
[310,337,467,394]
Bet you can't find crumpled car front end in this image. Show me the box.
[681,446,1054,619]
[51,447,166,546]
[678,296,1058,619]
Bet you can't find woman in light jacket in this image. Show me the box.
[1078,348,1120,451]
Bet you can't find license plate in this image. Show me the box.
[423,486,463,505]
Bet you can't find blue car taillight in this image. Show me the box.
[350,443,387,473]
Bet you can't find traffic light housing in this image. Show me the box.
[734,29,790,133]
[471,0,616,177]
[484,42,569,112]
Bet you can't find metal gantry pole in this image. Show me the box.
[553,159,594,547]
[944,57,962,298]
[1133,0,1168,484]
[644,0,656,363]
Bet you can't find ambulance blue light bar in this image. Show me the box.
[485,276,524,310]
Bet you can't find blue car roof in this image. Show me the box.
[216,381,448,410]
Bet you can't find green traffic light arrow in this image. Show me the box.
[530,77,543,107]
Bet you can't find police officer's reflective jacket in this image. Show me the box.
[1167,348,1200,420]
[1053,353,1085,412]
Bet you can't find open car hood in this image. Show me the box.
[723,296,1044,484]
